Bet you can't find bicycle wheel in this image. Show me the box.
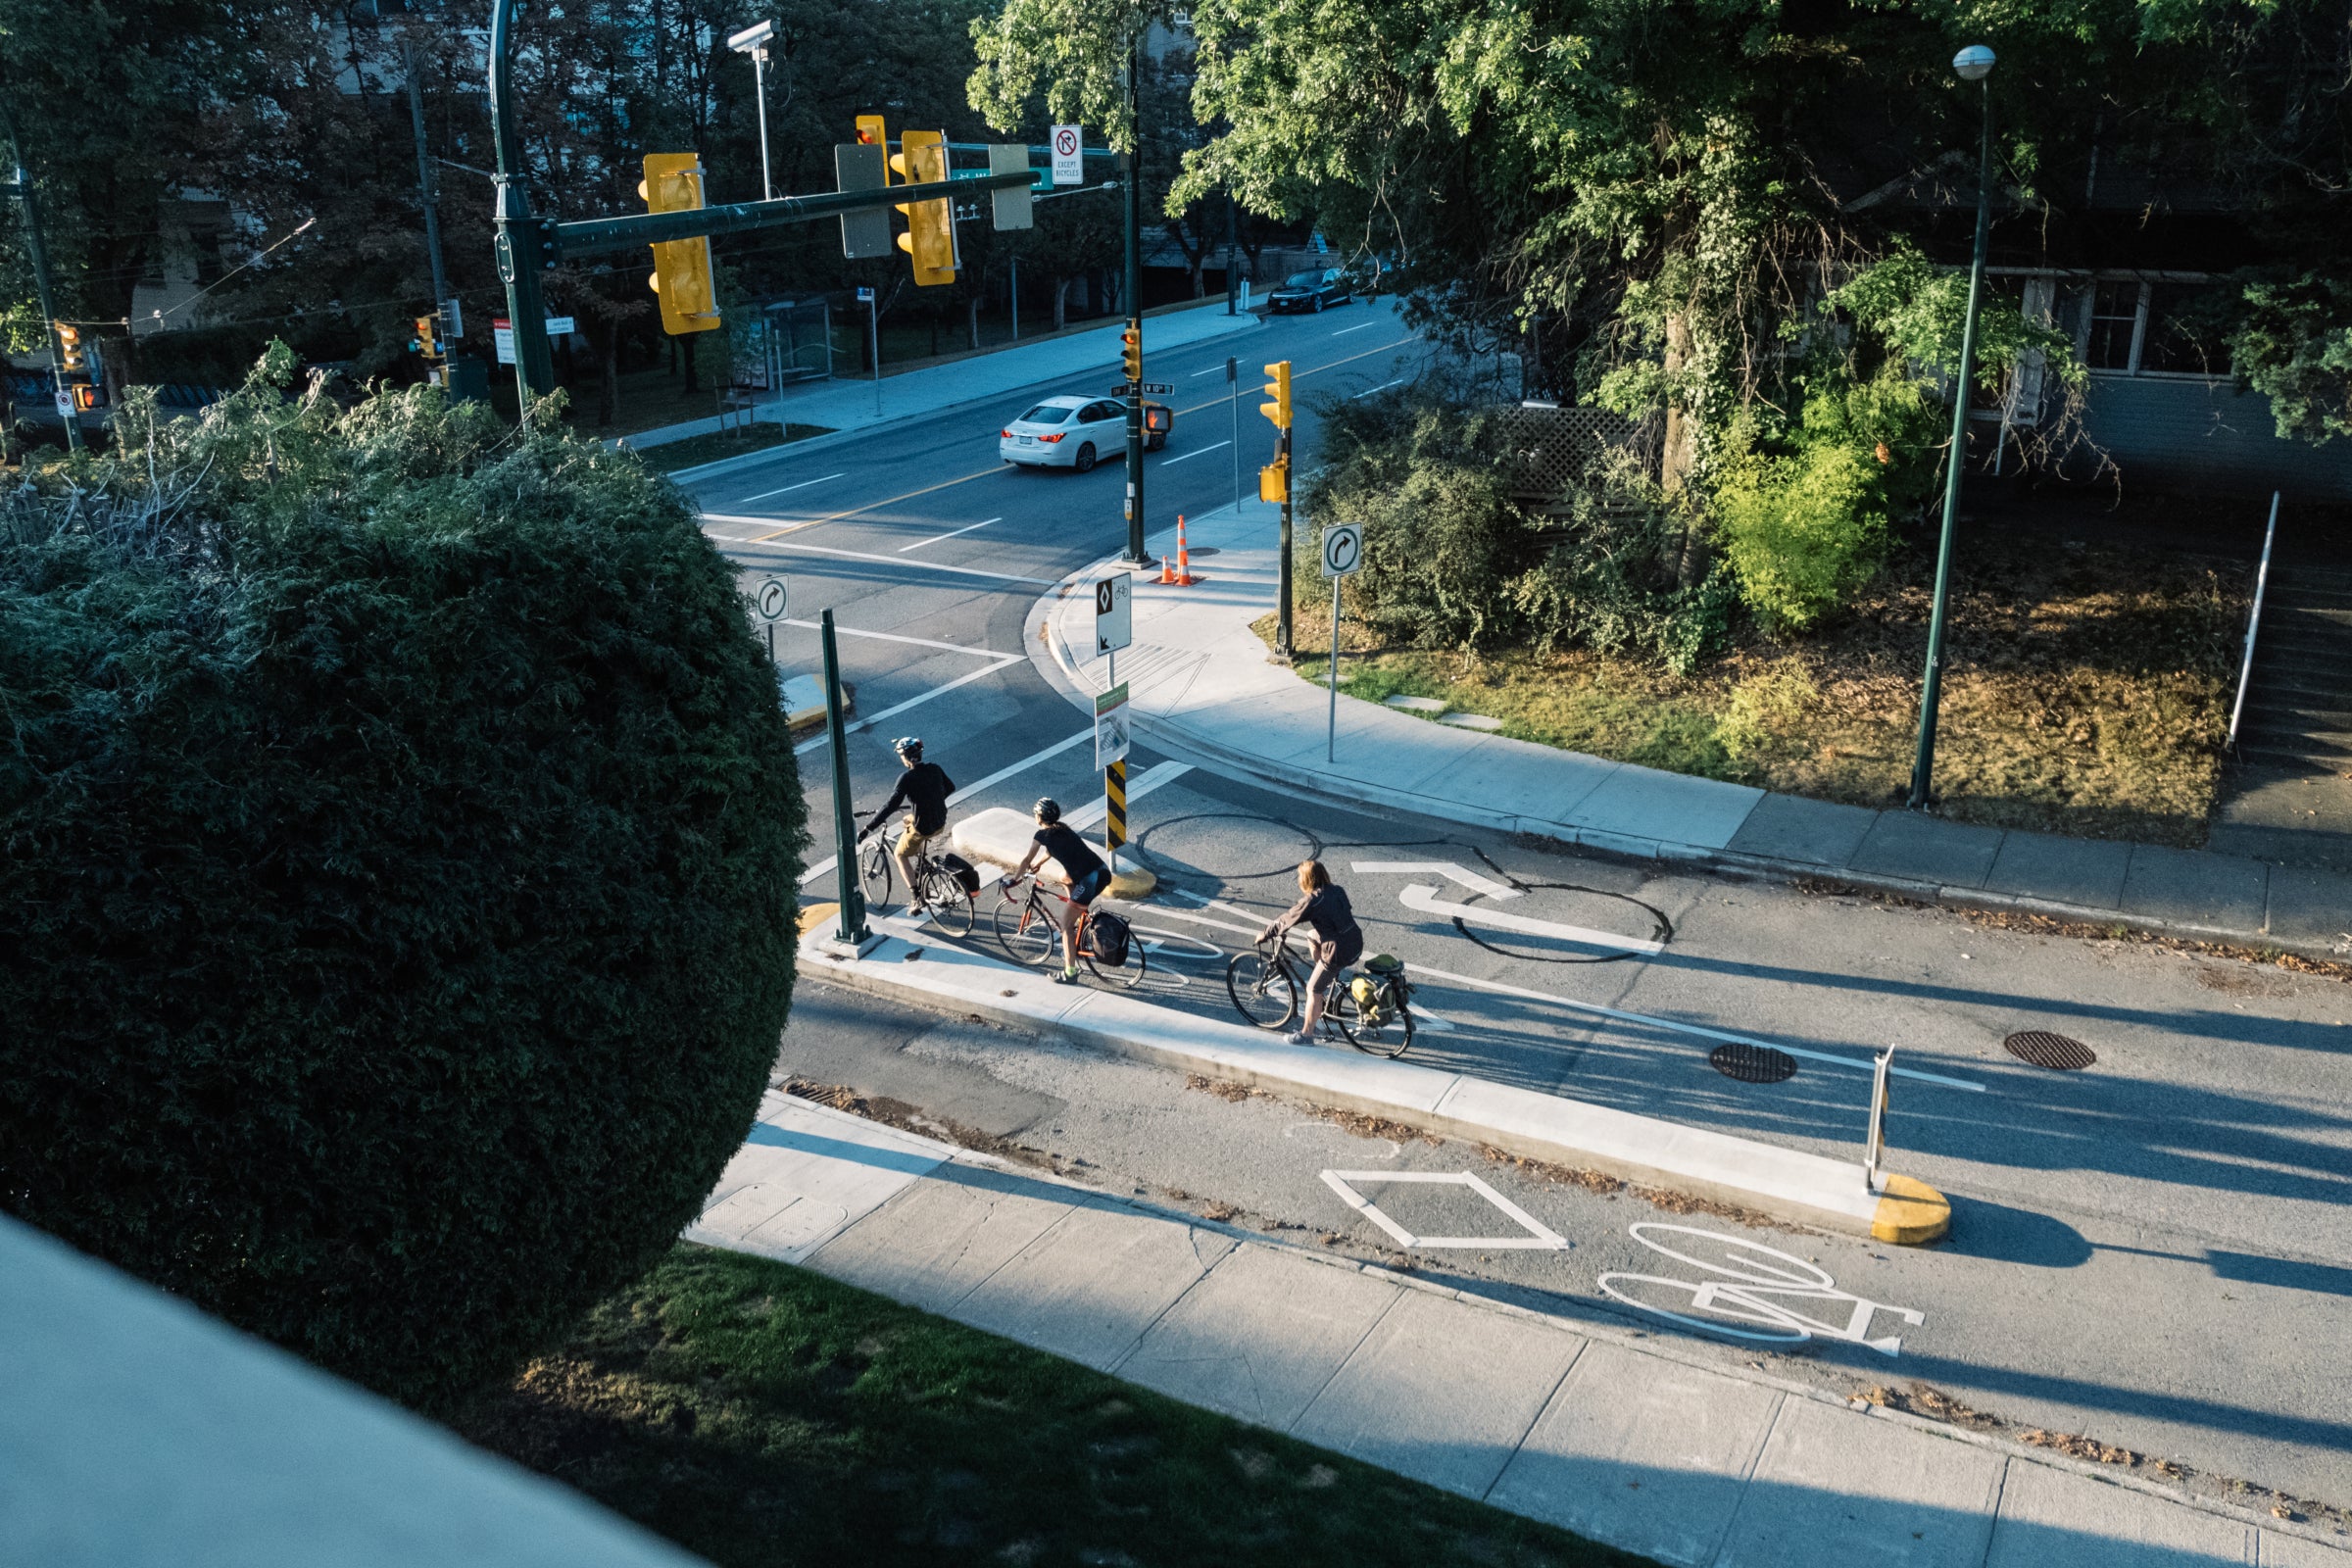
[1322,980,1359,1046]
[1083,917,1150,990]
[918,864,975,936]
[1225,950,1298,1029]
[1347,980,1415,1058]
[993,891,1057,966]
[858,838,895,914]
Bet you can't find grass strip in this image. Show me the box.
[455,1244,1650,1568]
[631,423,831,474]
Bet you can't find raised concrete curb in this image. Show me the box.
[1022,509,2352,965]
[798,921,1949,1245]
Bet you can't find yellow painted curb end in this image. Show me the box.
[1871,1173,1951,1246]
[1106,867,1158,900]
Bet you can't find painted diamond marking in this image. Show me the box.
[1319,1169,1568,1250]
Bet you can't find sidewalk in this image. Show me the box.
[627,299,1263,473]
[1027,502,2352,962]
[691,1086,2348,1567]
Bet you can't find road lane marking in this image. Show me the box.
[1156,440,1230,466]
[1350,376,1407,399]
[716,536,1053,585]
[1399,884,1663,956]
[795,656,1024,756]
[1331,321,1377,335]
[1323,1170,1567,1250]
[1352,860,1522,900]
[1065,760,1192,830]
[1175,338,1417,416]
[737,471,844,503]
[798,727,1096,886]
[703,463,1009,541]
[898,516,1002,553]
[1598,1225,1922,1354]
[775,618,1004,659]
[1189,365,1229,377]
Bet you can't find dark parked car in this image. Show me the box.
[1265,268,1352,314]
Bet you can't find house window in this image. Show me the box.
[2083,280,2142,370]
[2139,281,2232,376]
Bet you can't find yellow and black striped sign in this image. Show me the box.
[1104,760,1126,851]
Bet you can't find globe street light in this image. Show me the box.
[1907,43,1997,810]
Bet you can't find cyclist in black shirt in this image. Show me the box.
[861,737,956,902]
[1006,797,1110,982]
[1258,859,1363,1045]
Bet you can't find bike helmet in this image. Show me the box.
[892,736,923,760]
[1033,797,1061,823]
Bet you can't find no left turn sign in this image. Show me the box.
[1322,523,1363,578]
[753,576,789,621]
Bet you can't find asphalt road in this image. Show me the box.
[680,305,2352,1524]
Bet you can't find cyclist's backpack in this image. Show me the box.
[1088,910,1132,965]
[940,852,982,895]
[1349,974,1387,1026]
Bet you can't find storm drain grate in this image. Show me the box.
[1709,1043,1798,1084]
[2005,1030,2096,1071]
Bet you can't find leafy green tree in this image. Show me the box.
[2229,271,2352,445]
[0,355,803,1410]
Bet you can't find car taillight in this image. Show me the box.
[1001,429,1012,437]
[1039,432,1064,443]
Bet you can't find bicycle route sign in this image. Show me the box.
[1094,571,1132,657]
[1095,681,1131,768]
[752,576,788,621]
[1322,522,1364,578]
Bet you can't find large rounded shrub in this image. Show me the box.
[0,357,803,1409]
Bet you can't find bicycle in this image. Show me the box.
[1226,937,1415,1057]
[993,875,1148,988]
[855,820,978,936]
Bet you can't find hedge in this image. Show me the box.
[0,354,805,1410]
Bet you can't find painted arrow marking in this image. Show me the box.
[1351,860,1522,900]
[1398,884,1664,956]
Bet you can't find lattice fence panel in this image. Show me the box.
[1492,405,1640,505]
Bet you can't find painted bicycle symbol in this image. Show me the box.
[1597,1225,1924,1356]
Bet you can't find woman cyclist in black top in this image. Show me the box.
[1258,859,1363,1045]
[1006,797,1111,983]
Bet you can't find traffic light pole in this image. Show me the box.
[1277,424,1294,658]
[488,0,557,409]
[402,39,452,320]
[0,100,81,453]
[1120,39,1150,566]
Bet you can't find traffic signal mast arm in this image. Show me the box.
[548,170,1033,259]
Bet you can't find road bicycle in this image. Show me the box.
[1225,936,1415,1057]
[993,875,1148,988]
[856,820,978,936]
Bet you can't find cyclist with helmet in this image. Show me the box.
[861,737,956,904]
[1006,797,1111,983]
[1258,859,1363,1045]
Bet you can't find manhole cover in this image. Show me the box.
[1186,546,1220,558]
[1709,1044,1797,1084]
[2005,1031,2095,1070]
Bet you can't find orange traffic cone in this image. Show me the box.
[1158,554,1174,584]
[1175,514,1198,585]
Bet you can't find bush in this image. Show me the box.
[0,353,804,1410]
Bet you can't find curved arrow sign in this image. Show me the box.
[1398,884,1664,956]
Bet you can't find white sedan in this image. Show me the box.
[1000,393,1171,470]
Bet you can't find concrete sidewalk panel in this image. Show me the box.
[2121,844,2271,932]
[1289,1288,1585,1499]
[1986,1461,2258,1566]
[1725,793,1881,868]
[1112,1243,1402,1430]
[686,1098,949,1262]
[2259,864,2352,949]
[1984,830,2133,910]
[1488,1341,1780,1567]
[1718,1396,2003,1568]
[1565,764,1765,854]
[950,1201,1238,1372]
[806,1163,1088,1316]
[2260,1528,2352,1565]
[1849,812,2005,889]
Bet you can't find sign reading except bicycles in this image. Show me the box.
[1322,522,1364,578]
[1052,124,1084,185]
[752,576,788,621]
[1095,681,1131,768]
[1095,571,1132,657]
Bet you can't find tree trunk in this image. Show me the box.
[597,321,618,427]
[967,294,981,351]
[1188,257,1204,298]
[1053,276,1069,330]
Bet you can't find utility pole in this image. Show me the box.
[1225,194,1238,316]
[402,39,452,333]
[1120,37,1150,566]
[0,100,81,453]
[488,0,557,411]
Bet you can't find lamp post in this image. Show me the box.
[727,21,778,202]
[1906,43,1997,811]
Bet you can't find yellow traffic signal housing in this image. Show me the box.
[1260,360,1293,427]
[71,383,101,411]
[856,114,888,152]
[890,129,956,286]
[414,314,439,359]
[55,321,83,373]
[639,153,723,336]
[1121,326,1142,382]
[1258,458,1290,504]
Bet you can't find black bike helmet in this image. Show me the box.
[892,736,923,760]
[1033,797,1061,823]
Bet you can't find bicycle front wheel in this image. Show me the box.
[1225,950,1297,1029]
[1085,920,1150,990]
[993,892,1057,966]
[858,839,895,914]
[919,864,974,936]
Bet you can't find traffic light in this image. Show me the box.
[1259,458,1289,504]
[55,321,83,374]
[856,114,887,151]
[639,153,723,335]
[890,129,956,286]
[70,383,102,412]
[1120,326,1142,383]
[1260,360,1293,428]
[413,314,440,359]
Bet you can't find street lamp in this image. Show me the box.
[727,20,777,203]
[1906,42,1996,811]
